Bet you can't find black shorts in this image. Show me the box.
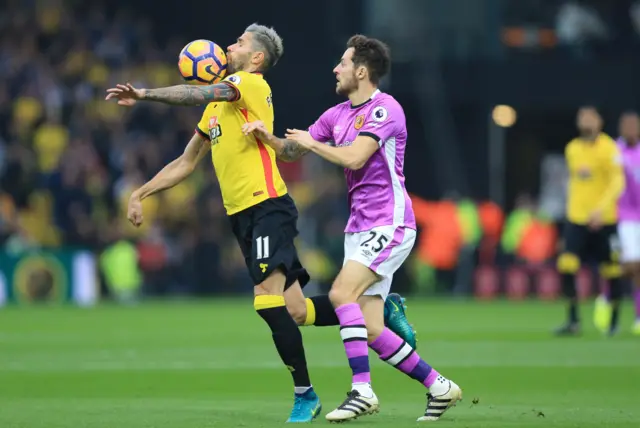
[229,194,310,288]
[562,221,619,264]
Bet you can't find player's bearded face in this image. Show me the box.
[334,49,359,96]
[577,110,601,138]
[336,70,358,96]
[226,33,252,74]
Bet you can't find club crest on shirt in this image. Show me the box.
[576,166,591,179]
[354,114,365,130]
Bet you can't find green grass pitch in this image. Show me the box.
[1,299,639,427]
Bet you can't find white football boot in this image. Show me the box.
[326,387,379,422]
[417,376,463,422]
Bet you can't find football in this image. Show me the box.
[178,40,227,85]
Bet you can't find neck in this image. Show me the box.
[242,64,261,74]
[626,137,639,146]
[349,82,378,106]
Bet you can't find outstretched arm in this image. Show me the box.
[106,82,239,107]
[132,133,211,201]
[142,83,239,106]
[264,136,310,162]
[242,121,310,162]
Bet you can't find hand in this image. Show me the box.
[105,83,145,106]
[588,209,603,230]
[242,121,270,139]
[127,194,144,227]
[285,129,315,149]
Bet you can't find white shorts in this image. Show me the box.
[618,221,640,262]
[343,225,417,300]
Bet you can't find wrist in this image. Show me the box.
[140,89,148,100]
[131,190,143,201]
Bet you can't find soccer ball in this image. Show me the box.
[178,40,227,85]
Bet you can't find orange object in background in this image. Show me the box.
[517,220,557,264]
[478,200,504,264]
[411,195,463,270]
[478,201,504,241]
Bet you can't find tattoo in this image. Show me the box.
[143,83,239,106]
[279,139,309,162]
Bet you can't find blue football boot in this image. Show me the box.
[286,388,322,423]
[384,293,417,349]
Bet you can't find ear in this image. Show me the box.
[252,51,265,65]
[356,65,367,80]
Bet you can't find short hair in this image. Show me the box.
[346,35,391,85]
[245,23,284,71]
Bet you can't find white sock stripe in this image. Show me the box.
[340,326,368,341]
[385,342,414,366]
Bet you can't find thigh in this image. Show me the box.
[284,281,306,309]
[347,225,416,278]
[228,208,254,273]
[562,222,589,258]
[251,195,310,289]
[593,225,620,263]
[618,221,640,263]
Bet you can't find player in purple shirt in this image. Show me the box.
[243,35,462,423]
[614,112,640,334]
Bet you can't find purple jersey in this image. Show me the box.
[308,90,416,233]
[617,137,640,221]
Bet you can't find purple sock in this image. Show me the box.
[635,289,640,320]
[336,303,370,384]
[370,327,439,388]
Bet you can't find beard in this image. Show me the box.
[226,54,244,74]
[336,73,357,96]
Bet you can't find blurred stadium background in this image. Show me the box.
[1,1,639,427]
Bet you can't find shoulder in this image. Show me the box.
[368,93,405,122]
[598,134,619,152]
[319,102,348,120]
[565,138,579,152]
[224,71,269,89]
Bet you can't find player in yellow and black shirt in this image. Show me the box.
[555,106,625,336]
[105,24,327,422]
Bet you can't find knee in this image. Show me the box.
[557,253,580,274]
[286,300,307,325]
[253,276,286,312]
[328,286,357,308]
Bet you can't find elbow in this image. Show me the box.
[345,158,366,171]
[176,158,196,175]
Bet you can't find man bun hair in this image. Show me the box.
[245,23,284,71]
[347,34,391,84]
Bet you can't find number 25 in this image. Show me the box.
[361,231,389,253]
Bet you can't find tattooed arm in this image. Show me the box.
[267,137,310,162]
[105,82,239,107]
[142,83,239,106]
[241,121,309,162]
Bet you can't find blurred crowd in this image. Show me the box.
[0,1,608,300]
[0,1,350,297]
